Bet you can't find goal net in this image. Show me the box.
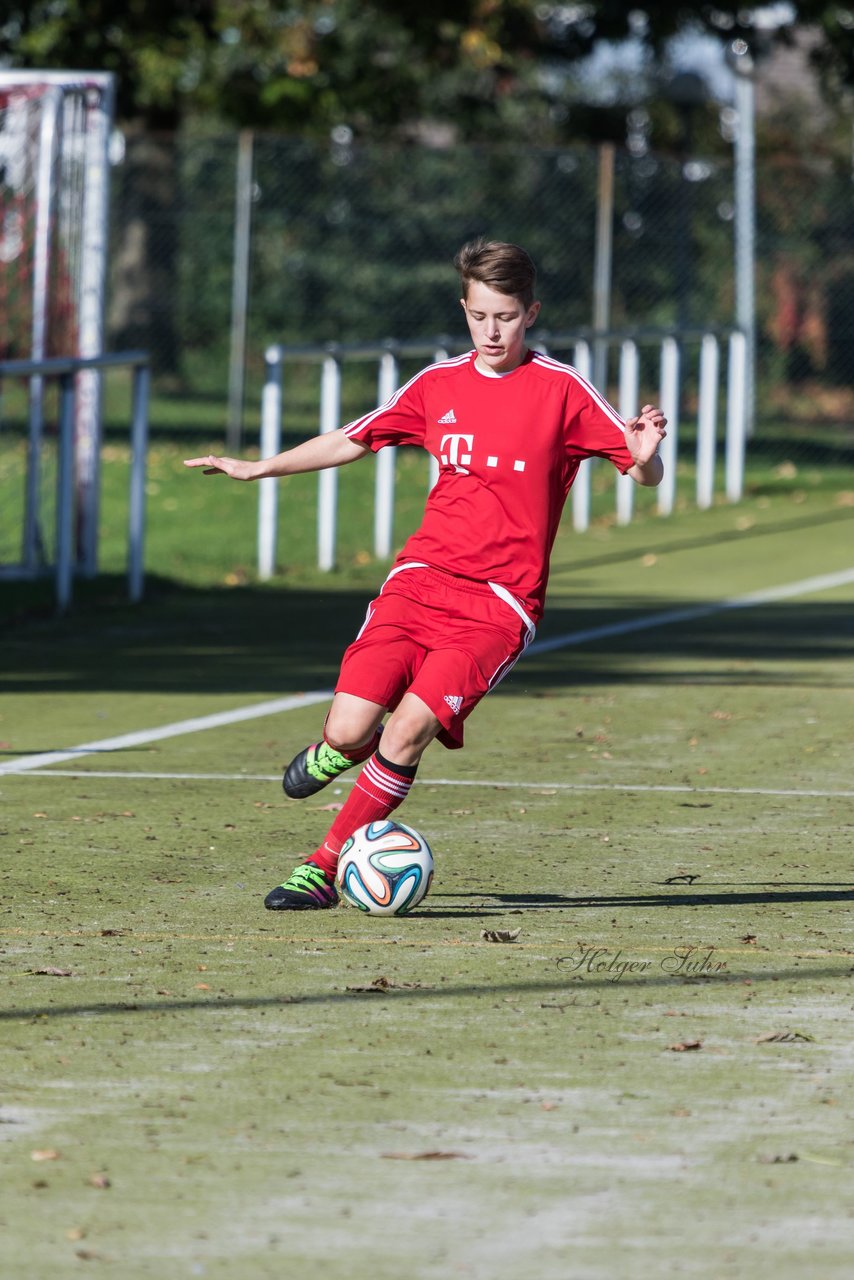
[0,71,114,579]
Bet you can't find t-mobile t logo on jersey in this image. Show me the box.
[440,433,474,472]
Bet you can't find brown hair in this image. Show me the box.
[454,238,537,308]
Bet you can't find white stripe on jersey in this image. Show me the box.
[353,561,428,641]
[343,351,473,440]
[487,625,535,690]
[530,352,626,432]
[383,560,429,587]
[487,580,537,638]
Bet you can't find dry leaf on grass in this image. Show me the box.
[345,976,427,994]
[30,1149,60,1162]
[480,929,521,944]
[755,1030,815,1044]
[667,1040,703,1052]
[381,1150,472,1161]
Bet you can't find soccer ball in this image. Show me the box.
[336,820,434,916]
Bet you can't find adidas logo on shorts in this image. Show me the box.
[444,695,463,714]
[438,409,457,424]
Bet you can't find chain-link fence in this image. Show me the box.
[102,131,854,474]
[3,130,850,588]
[3,126,850,461]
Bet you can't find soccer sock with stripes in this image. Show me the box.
[308,748,418,877]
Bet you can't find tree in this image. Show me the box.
[2,2,854,138]
[4,3,852,378]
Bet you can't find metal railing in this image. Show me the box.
[258,327,747,577]
[0,351,150,611]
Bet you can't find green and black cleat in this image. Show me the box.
[264,861,339,910]
[283,740,359,799]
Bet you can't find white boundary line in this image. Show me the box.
[527,566,854,655]
[3,565,852,779]
[7,769,854,800]
[0,692,332,777]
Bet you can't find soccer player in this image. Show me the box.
[184,239,667,910]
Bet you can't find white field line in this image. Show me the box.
[3,565,853,780]
[8,769,854,800]
[0,691,332,777]
[527,565,854,655]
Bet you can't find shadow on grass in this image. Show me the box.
[429,883,854,913]
[3,557,853,701]
[4,961,853,1024]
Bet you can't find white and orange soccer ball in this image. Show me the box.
[336,820,434,916]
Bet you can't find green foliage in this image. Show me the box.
[4,2,854,137]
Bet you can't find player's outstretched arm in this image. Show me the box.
[624,404,667,486]
[184,428,370,480]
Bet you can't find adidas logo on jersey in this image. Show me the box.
[438,409,457,424]
[443,694,463,714]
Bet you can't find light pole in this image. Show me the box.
[727,38,756,436]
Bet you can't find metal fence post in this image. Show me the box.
[2,350,149,609]
[128,360,150,604]
[571,339,593,532]
[55,371,76,613]
[427,347,448,491]
[317,354,341,570]
[592,142,615,394]
[77,74,116,578]
[374,350,398,558]
[258,345,283,580]
[616,339,639,525]
[725,331,748,502]
[696,333,720,509]
[227,128,254,451]
[252,328,741,579]
[657,336,680,516]
[733,65,756,437]
[23,86,62,574]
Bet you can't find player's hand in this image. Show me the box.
[624,404,667,465]
[183,454,258,480]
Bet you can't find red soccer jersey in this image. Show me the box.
[343,349,634,623]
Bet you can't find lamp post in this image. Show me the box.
[727,38,756,436]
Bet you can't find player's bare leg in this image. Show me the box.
[282,692,386,798]
[266,694,441,910]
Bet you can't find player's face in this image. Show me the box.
[461,281,541,374]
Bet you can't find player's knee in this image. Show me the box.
[381,708,439,763]
[324,715,378,756]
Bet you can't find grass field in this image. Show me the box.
[2,467,854,1278]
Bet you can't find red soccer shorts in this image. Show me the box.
[335,563,535,749]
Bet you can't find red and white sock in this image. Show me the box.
[309,748,417,877]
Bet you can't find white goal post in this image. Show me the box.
[0,69,115,578]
